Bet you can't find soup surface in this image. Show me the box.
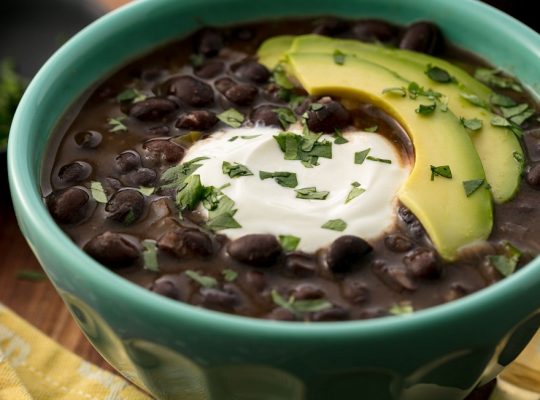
[42,18,540,321]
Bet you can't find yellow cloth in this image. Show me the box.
[1,301,539,400]
[0,303,151,400]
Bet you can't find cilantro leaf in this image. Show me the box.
[354,148,371,164]
[321,219,347,232]
[460,92,488,108]
[259,171,298,188]
[272,63,294,90]
[333,129,349,144]
[346,182,366,203]
[274,107,297,129]
[90,181,107,203]
[490,93,517,107]
[501,103,529,119]
[389,302,414,316]
[488,242,522,277]
[463,179,485,197]
[107,117,127,133]
[222,161,253,178]
[0,59,26,149]
[475,68,522,92]
[416,103,436,115]
[364,125,378,132]
[295,187,329,200]
[217,108,245,128]
[142,240,159,272]
[222,269,238,282]
[176,174,206,211]
[137,186,155,196]
[366,156,392,164]
[333,49,346,65]
[425,64,453,83]
[185,270,218,288]
[278,235,301,252]
[271,290,332,315]
[382,87,406,97]
[460,117,483,131]
[273,131,332,165]
[116,88,147,103]
[160,157,208,190]
[430,165,452,181]
[16,270,47,282]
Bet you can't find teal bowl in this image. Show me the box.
[8,0,540,399]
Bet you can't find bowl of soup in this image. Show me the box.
[8,0,540,399]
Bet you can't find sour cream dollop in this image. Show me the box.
[182,127,410,252]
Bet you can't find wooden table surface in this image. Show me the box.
[0,1,535,397]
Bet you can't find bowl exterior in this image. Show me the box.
[8,0,540,399]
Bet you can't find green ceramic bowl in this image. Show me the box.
[8,0,540,399]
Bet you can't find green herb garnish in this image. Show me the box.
[222,161,253,178]
[333,49,346,65]
[365,125,378,132]
[279,235,301,252]
[488,242,523,277]
[217,108,245,128]
[137,186,155,196]
[321,219,347,232]
[272,63,294,90]
[274,131,332,165]
[463,179,485,197]
[116,88,146,103]
[460,117,483,131]
[389,302,414,316]
[346,182,366,204]
[366,156,392,164]
[490,93,517,107]
[16,270,47,282]
[205,189,242,231]
[509,109,535,126]
[459,92,488,108]
[416,103,436,115]
[475,68,522,92]
[107,117,127,133]
[274,107,297,129]
[513,151,524,164]
[295,187,329,200]
[160,157,208,190]
[185,270,218,288]
[333,129,349,144]
[90,181,107,203]
[271,290,332,316]
[310,103,324,111]
[259,171,298,188]
[354,149,371,164]
[222,269,238,282]
[142,240,159,272]
[501,103,529,119]
[189,54,205,67]
[382,87,407,97]
[430,165,453,181]
[176,174,206,211]
[425,64,453,83]
[0,59,26,150]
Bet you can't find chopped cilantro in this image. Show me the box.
[205,189,242,231]
[346,182,366,203]
[217,108,245,128]
[333,129,349,144]
[274,131,332,165]
[142,240,159,272]
[460,117,483,131]
[0,59,26,150]
[259,171,298,188]
[366,156,392,164]
[416,103,436,115]
[160,157,208,190]
[382,87,407,97]
[90,181,107,203]
[321,219,347,232]
[333,49,346,65]
[354,148,371,164]
[206,212,241,230]
[488,242,523,277]
[116,88,146,103]
[272,63,294,90]
[271,290,332,315]
[510,109,534,126]
[16,270,47,282]
[279,235,301,252]
[475,68,522,92]
[501,103,529,119]
[490,115,512,128]
[289,94,307,109]
[463,179,485,197]
[274,107,297,129]
[389,302,414,316]
[189,54,205,67]
[222,269,238,282]
[185,270,218,288]
[490,93,517,107]
[425,64,453,83]
[365,125,378,132]
[228,136,238,142]
[137,186,155,196]
[107,117,127,133]
[310,103,324,111]
[222,161,253,178]
[407,82,443,101]
[459,92,488,108]
[295,187,329,200]
[176,174,206,211]
[513,151,524,164]
[430,165,452,181]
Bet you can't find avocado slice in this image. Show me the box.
[285,52,493,260]
[257,35,295,70]
[283,35,524,204]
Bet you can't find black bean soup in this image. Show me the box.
[42,19,540,322]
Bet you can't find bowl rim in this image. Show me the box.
[8,0,540,338]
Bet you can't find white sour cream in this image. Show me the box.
[182,126,410,252]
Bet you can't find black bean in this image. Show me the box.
[74,130,102,148]
[233,60,271,83]
[403,248,441,279]
[115,151,141,173]
[150,278,180,300]
[398,206,416,224]
[102,177,122,194]
[372,260,417,292]
[266,307,295,321]
[164,76,214,107]
[127,168,157,186]
[342,279,369,304]
[176,110,218,131]
[144,139,185,164]
[196,29,223,57]
[443,283,470,303]
[384,234,413,253]
[227,234,281,267]
[526,164,540,189]
[47,187,90,224]
[399,21,442,55]
[223,83,258,105]
[291,283,324,300]
[105,189,145,225]
[146,125,170,136]
[232,27,254,41]
[157,228,213,259]
[284,252,317,277]
[194,60,224,79]
[58,161,92,184]
[200,287,237,309]
[311,306,349,322]
[128,98,178,121]
[351,19,399,43]
[312,17,349,37]
[245,270,267,292]
[84,231,140,268]
[215,77,235,94]
[326,235,372,272]
[409,220,426,239]
[358,308,388,320]
[249,105,281,127]
[306,99,351,133]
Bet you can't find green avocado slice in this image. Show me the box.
[257,35,295,70]
[286,52,493,261]
[284,34,524,204]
